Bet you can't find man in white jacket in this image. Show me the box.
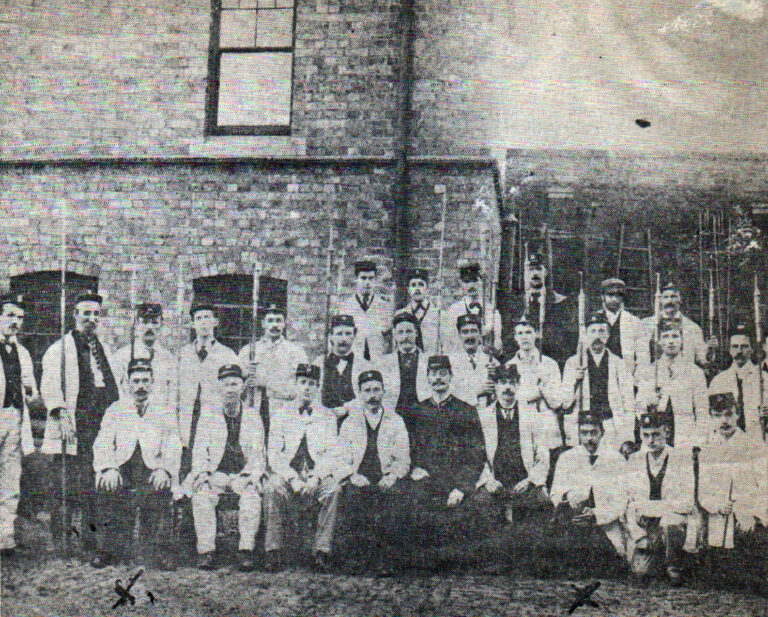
[264,364,340,572]
[595,278,642,379]
[188,364,266,571]
[91,359,181,569]
[550,409,628,557]
[41,290,120,552]
[0,294,38,555]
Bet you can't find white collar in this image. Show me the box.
[589,348,606,365]
[603,307,620,324]
[364,407,383,428]
[732,361,756,379]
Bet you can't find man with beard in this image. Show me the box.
[550,409,629,558]
[594,279,642,379]
[91,359,181,569]
[238,303,308,434]
[338,261,392,362]
[476,364,554,525]
[637,319,709,448]
[442,263,502,355]
[0,294,37,555]
[506,253,577,369]
[448,314,496,408]
[313,315,371,429]
[336,370,410,564]
[624,411,697,585]
[561,313,635,450]
[264,364,341,572]
[379,313,430,433]
[41,291,120,553]
[112,303,175,409]
[394,269,440,355]
[189,364,266,571]
[636,281,717,374]
[699,393,768,549]
[708,324,768,442]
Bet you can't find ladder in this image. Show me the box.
[615,225,654,317]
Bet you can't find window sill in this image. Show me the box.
[189,136,306,157]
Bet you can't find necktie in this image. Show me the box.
[529,293,541,326]
[468,355,476,370]
[198,345,208,362]
[414,303,426,321]
[589,454,598,465]
[736,374,746,431]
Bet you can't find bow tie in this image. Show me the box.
[299,403,312,416]
[589,454,598,465]
[197,346,208,362]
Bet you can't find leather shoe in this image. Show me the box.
[264,550,282,572]
[666,566,682,586]
[313,551,331,573]
[237,550,255,572]
[91,552,113,569]
[197,552,217,570]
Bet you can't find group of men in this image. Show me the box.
[0,255,767,583]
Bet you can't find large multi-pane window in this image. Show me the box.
[206,0,297,135]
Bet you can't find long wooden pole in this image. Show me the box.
[755,274,766,440]
[248,262,263,407]
[435,185,448,354]
[577,271,586,413]
[59,201,68,553]
[323,218,336,358]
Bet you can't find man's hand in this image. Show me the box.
[718,502,734,516]
[331,406,348,419]
[572,507,596,526]
[484,478,503,494]
[149,469,171,491]
[573,365,586,382]
[513,478,532,494]
[619,441,636,460]
[98,468,122,491]
[446,489,464,507]
[378,473,398,490]
[738,516,757,534]
[410,467,430,481]
[349,473,370,488]
[58,410,76,441]
[301,475,320,496]
[192,472,211,492]
[289,476,307,493]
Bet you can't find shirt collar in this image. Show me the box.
[364,406,383,428]
[195,338,217,353]
[733,361,756,378]
[603,308,620,324]
[589,348,606,365]
[515,348,540,364]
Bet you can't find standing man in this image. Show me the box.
[637,319,709,449]
[550,409,629,558]
[0,294,37,555]
[313,315,370,428]
[112,303,175,409]
[189,364,266,571]
[637,281,716,373]
[561,313,635,450]
[338,260,392,362]
[177,303,238,471]
[41,291,120,552]
[442,263,502,355]
[476,364,555,525]
[447,314,496,408]
[91,359,181,569]
[238,303,308,433]
[394,269,440,355]
[624,412,697,584]
[264,364,341,572]
[595,278,642,379]
[708,324,768,442]
[379,312,430,432]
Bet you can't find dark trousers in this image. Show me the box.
[48,450,97,550]
[96,482,173,559]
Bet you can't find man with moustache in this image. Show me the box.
[476,364,554,525]
[394,269,440,355]
[448,314,496,408]
[41,291,120,552]
[442,263,502,355]
[708,324,768,442]
[238,303,308,434]
[189,364,266,571]
[637,319,709,448]
[550,409,629,558]
[594,278,642,379]
[338,261,392,362]
[313,315,371,428]
[379,312,430,433]
[91,359,181,569]
[561,312,635,450]
[636,281,717,373]
[112,303,175,409]
[0,294,38,555]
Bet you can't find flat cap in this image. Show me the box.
[75,290,103,306]
[0,293,27,311]
[426,355,451,372]
[527,253,546,267]
[218,363,244,380]
[127,358,153,376]
[190,302,217,317]
[709,391,736,413]
[406,268,429,284]
[492,363,520,383]
[136,302,162,320]
[330,314,355,329]
[600,278,626,295]
[358,369,383,387]
[586,312,609,327]
[459,263,482,282]
[392,311,420,329]
[354,260,378,275]
[456,313,482,331]
[296,363,321,381]
[639,411,666,430]
[577,410,604,426]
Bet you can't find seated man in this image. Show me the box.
[264,364,341,572]
[336,370,410,562]
[477,364,555,525]
[91,359,181,569]
[408,355,488,546]
[624,411,697,585]
[550,408,628,558]
[189,364,266,571]
[699,392,768,550]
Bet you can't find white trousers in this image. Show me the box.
[0,409,22,550]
